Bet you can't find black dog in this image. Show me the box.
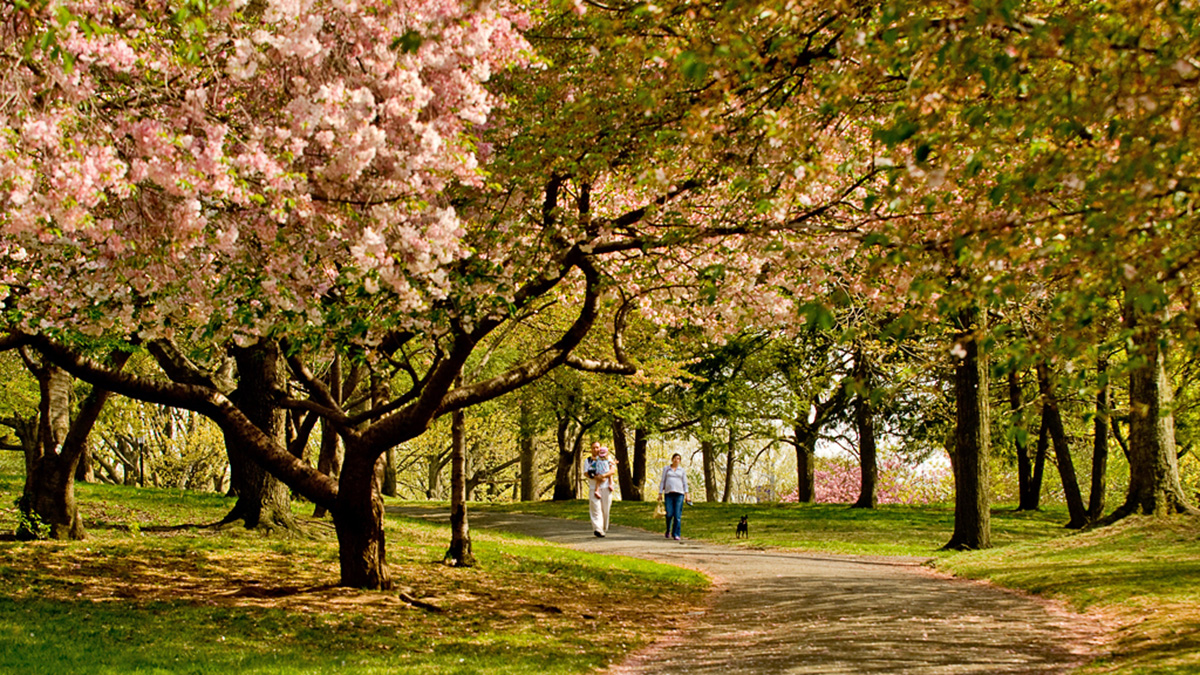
[735,515,749,539]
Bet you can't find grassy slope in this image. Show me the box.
[0,478,706,675]
[486,499,1200,674]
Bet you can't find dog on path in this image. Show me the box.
[736,515,749,539]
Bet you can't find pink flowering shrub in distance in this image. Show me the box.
[783,453,953,505]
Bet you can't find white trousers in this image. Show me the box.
[589,486,612,534]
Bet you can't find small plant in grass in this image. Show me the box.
[13,496,50,540]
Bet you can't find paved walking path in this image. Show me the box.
[390,507,1104,674]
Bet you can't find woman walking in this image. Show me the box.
[658,453,689,540]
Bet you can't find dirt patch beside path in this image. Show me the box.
[391,507,1107,675]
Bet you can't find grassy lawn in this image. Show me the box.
[486,499,1200,673]
[482,498,1071,557]
[0,477,707,675]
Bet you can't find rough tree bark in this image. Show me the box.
[944,309,991,551]
[222,341,296,531]
[1104,294,1199,520]
[792,422,816,503]
[1036,363,1089,529]
[20,351,127,540]
[445,407,474,566]
[721,426,736,503]
[852,347,877,509]
[612,416,634,499]
[518,397,538,501]
[552,415,589,501]
[852,392,878,509]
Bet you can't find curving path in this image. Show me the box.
[390,507,1104,674]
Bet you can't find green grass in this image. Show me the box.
[940,515,1200,675]
[482,498,1071,557]
[0,477,706,675]
[485,498,1200,673]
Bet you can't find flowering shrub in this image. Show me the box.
[782,453,954,505]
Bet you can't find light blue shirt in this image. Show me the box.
[659,465,688,495]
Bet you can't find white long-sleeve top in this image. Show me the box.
[659,465,689,495]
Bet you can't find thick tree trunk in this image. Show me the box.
[1089,356,1110,521]
[223,341,296,531]
[852,392,878,509]
[1009,371,1038,511]
[445,409,474,566]
[551,417,582,501]
[793,423,816,503]
[1036,364,1089,529]
[700,437,718,502]
[945,311,991,551]
[21,355,126,540]
[334,447,391,589]
[1106,296,1199,519]
[518,398,537,501]
[612,416,633,499]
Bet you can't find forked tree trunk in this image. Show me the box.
[1037,363,1089,529]
[945,310,991,551]
[445,408,474,566]
[552,416,579,501]
[223,341,296,531]
[1105,294,1199,520]
[1009,371,1038,511]
[20,353,126,540]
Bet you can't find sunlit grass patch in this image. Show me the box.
[940,515,1200,675]
[0,479,706,675]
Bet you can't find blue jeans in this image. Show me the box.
[663,492,684,538]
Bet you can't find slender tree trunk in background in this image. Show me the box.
[381,447,398,497]
[1089,356,1110,521]
[445,408,474,566]
[313,421,343,518]
[1010,370,1038,511]
[612,416,633,498]
[223,341,296,532]
[315,354,349,517]
[74,443,95,484]
[852,392,878,509]
[722,427,736,503]
[945,310,991,551]
[632,427,648,501]
[700,437,718,503]
[793,423,816,503]
[1037,363,1089,529]
[518,398,537,501]
[1024,413,1049,510]
[1106,293,1199,520]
